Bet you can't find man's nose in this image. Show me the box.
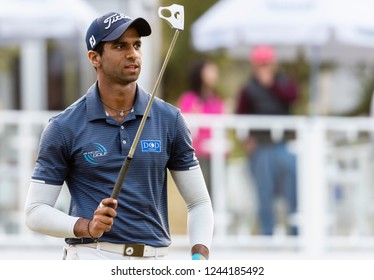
[126,46,139,59]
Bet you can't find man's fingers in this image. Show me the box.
[89,220,112,237]
[99,198,118,209]
[89,198,118,237]
[94,205,117,218]
[90,212,116,236]
[96,218,114,232]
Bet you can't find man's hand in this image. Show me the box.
[74,198,118,239]
[191,244,209,260]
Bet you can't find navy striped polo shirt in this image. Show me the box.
[32,82,199,247]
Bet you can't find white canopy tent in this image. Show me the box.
[0,0,99,110]
[192,0,374,61]
[0,0,98,40]
[191,0,374,114]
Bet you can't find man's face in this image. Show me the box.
[97,27,143,85]
[253,62,277,87]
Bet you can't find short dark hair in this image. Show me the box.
[94,41,105,55]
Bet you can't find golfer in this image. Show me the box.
[24,11,214,260]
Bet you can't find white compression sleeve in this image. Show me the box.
[24,181,79,238]
[170,167,214,249]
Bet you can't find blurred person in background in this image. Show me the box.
[235,45,299,235]
[177,59,226,195]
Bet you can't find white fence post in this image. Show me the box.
[299,118,328,256]
[210,124,229,237]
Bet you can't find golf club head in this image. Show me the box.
[158,4,184,30]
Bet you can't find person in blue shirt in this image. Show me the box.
[24,11,213,260]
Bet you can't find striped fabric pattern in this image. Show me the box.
[32,82,199,247]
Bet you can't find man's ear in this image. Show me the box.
[88,50,101,68]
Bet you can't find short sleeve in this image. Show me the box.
[32,118,70,185]
[167,111,199,171]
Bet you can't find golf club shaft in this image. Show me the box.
[111,29,180,199]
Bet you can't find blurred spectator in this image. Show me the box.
[235,45,299,235]
[178,59,225,194]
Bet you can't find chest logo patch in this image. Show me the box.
[83,143,108,164]
[141,140,161,152]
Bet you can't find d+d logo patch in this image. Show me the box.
[141,140,161,152]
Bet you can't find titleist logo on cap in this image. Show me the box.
[85,11,151,51]
[103,13,131,30]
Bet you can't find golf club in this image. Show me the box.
[110,4,184,199]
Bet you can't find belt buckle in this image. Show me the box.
[123,244,145,257]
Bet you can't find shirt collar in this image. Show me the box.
[133,86,153,118]
[86,81,152,122]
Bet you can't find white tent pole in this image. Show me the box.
[308,45,321,116]
[20,39,47,110]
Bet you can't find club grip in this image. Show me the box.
[110,156,133,199]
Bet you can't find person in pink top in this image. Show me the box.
[178,59,225,194]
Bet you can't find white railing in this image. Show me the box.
[1,110,374,259]
[184,114,374,258]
